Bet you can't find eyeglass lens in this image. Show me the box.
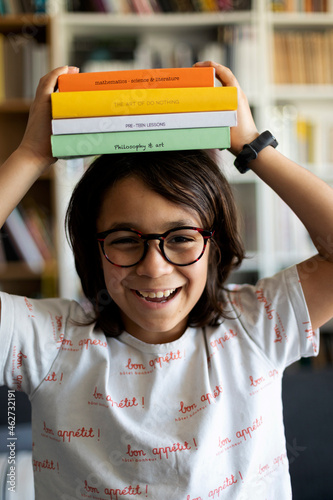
[102,228,206,267]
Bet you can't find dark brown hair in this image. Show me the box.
[65,150,245,336]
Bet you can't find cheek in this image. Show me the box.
[102,264,124,295]
[186,258,209,294]
[102,264,136,299]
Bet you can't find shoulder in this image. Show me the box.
[0,292,95,342]
[224,266,301,312]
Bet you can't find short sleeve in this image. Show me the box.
[226,265,319,369]
[0,292,81,396]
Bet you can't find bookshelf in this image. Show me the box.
[1,2,333,312]
[0,14,58,297]
[49,1,333,295]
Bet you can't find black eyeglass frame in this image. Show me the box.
[97,226,215,268]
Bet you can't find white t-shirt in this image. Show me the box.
[0,265,319,500]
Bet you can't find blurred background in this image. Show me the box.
[0,0,332,498]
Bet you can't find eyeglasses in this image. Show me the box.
[97,226,214,268]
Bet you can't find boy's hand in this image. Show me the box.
[18,65,79,172]
[194,61,258,156]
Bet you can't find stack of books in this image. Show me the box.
[50,67,238,158]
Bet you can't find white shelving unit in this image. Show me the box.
[46,1,333,295]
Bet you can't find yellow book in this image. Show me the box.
[51,86,238,119]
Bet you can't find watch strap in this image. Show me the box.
[234,130,278,174]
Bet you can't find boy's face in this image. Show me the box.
[96,176,210,344]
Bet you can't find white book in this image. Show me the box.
[52,110,237,135]
[5,208,44,273]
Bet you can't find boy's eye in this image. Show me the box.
[105,232,141,248]
[111,238,140,246]
[169,235,194,244]
[167,229,199,243]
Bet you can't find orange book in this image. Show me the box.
[58,66,216,92]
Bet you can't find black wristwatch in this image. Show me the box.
[234,130,278,174]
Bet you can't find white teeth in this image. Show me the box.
[138,288,176,299]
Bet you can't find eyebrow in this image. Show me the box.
[105,219,200,232]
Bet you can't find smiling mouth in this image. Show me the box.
[135,288,179,303]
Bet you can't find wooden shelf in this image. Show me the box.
[272,85,333,101]
[60,11,254,28]
[269,11,333,26]
[0,13,49,28]
[0,11,56,297]
[0,261,55,281]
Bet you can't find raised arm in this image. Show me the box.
[0,66,79,228]
[195,61,333,330]
[0,66,79,323]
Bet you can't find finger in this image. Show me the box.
[194,61,239,88]
[54,66,80,91]
[35,66,79,98]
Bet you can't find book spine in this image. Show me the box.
[273,29,333,84]
[51,87,238,119]
[57,67,216,92]
[51,127,230,158]
[23,206,54,261]
[52,110,237,135]
[4,208,44,273]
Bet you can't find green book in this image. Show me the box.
[51,127,230,158]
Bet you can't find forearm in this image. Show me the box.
[250,146,333,262]
[0,148,52,227]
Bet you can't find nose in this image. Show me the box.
[135,240,174,278]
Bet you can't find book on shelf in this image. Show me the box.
[267,105,324,171]
[273,30,333,85]
[67,0,250,12]
[271,0,331,11]
[3,207,45,273]
[0,0,46,13]
[71,36,138,74]
[69,25,255,82]
[0,33,49,101]
[51,126,231,159]
[0,201,54,271]
[130,0,156,13]
[51,86,238,118]
[273,195,314,258]
[23,38,49,100]
[296,117,315,165]
[52,110,237,135]
[57,67,216,92]
[80,41,195,75]
[22,204,54,262]
[1,33,24,100]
